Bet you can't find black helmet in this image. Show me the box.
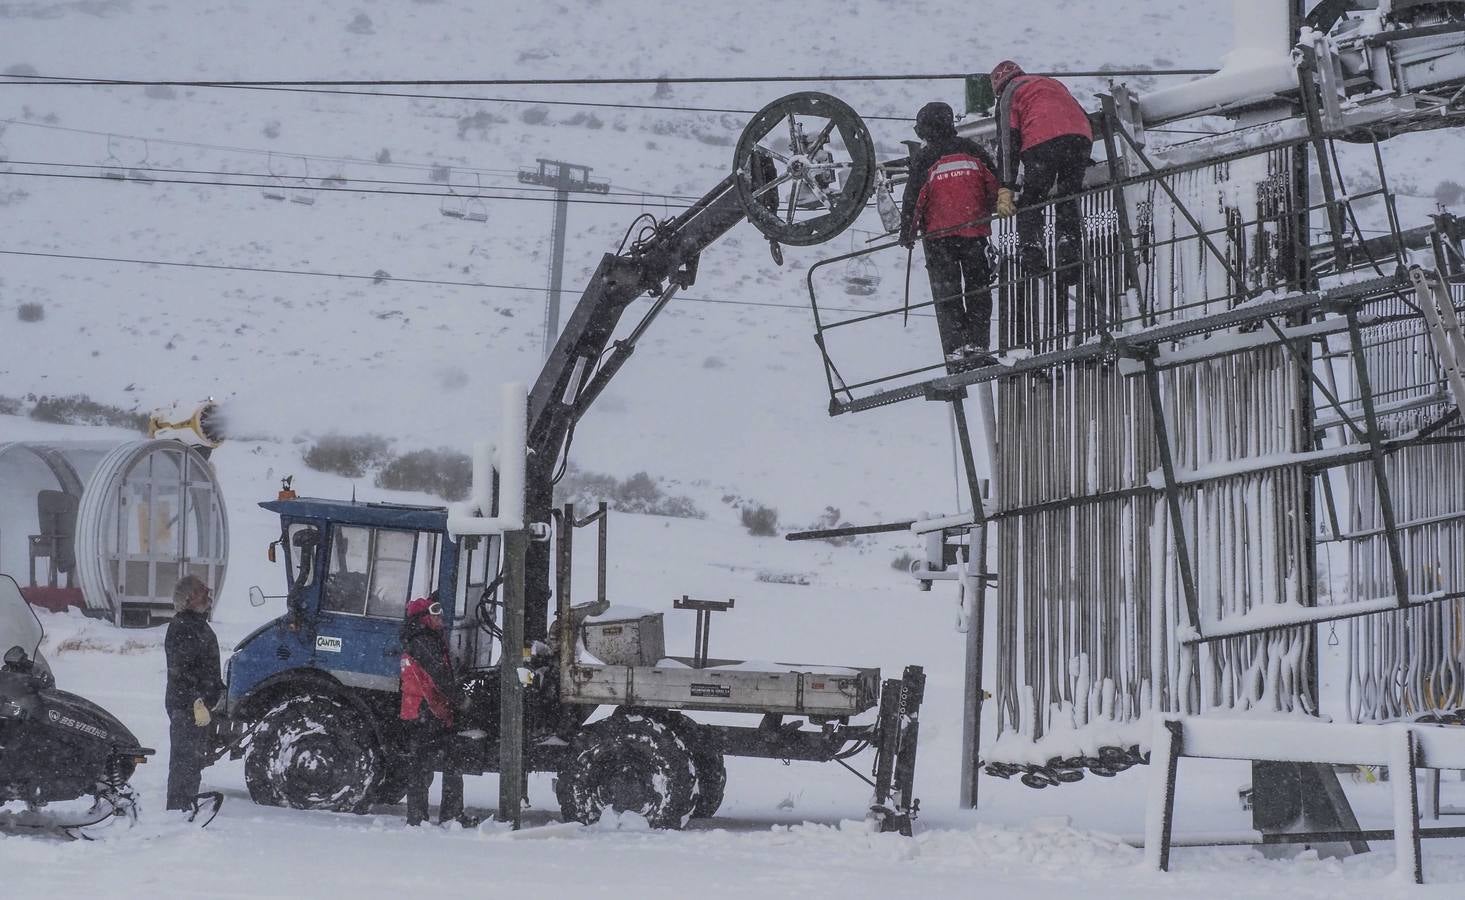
[915,101,956,142]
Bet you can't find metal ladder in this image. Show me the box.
[1409,265,1465,421]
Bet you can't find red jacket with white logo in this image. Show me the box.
[912,151,1001,240]
[1005,75,1093,154]
[399,619,455,725]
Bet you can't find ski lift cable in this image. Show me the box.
[0,246,922,318]
[0,68,1219,88]
[2,121,701,201]
[0,165,705,209]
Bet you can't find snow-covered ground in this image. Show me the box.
[5,0,1465,896]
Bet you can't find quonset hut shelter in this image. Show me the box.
[0,439,228,627]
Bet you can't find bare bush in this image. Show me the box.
[801,506,856,545]
[740,503,779,537]
[302,433,392,478]
[555,465,703,518]
[375,448,473,501]
[890,551,916,572]
[29,394,146,431]
[16,301,43,322]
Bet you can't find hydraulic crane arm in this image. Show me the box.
[521,176,752,639]
[516,93,877,640]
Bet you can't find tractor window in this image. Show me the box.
[285,523,319,588]
[407,531,439,604]
[365,530,415,619]
[322,525,372,615]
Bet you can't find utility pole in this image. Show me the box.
[518,159,610,356]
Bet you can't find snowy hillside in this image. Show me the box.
[6,2,1465,897]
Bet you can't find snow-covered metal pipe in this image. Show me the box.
[1137,0,1296,125]
[448,382,527,537]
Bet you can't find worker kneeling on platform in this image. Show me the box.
[900,100,1005,369]
[991,60,1094,284]
[400,595,477,827]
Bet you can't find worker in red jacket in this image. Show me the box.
[991,60,1094,283]
[400,595,476,827]
[899,101,1011,368]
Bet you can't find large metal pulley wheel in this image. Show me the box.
[733,91,876,247]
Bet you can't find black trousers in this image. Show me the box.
[405,718,465,825]
[166,709,206,810]
[923,235,992,355]
[1016,134,1092,260]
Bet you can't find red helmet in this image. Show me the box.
[990,60,1026,95]
[406,595,443,625]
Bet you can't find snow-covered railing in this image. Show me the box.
[1146,716,1465,884]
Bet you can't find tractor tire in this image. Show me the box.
[653,711,727,819]
[556,711,699,829]
[244,693,381,813]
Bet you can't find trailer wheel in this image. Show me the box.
[244,694,380,813]
[556,712,699,829]
[653,711,727,819]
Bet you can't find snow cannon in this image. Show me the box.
[148,399,225,452]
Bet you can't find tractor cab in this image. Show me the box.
[226,496,499,718]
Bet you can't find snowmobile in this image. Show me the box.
[0,573,160,837]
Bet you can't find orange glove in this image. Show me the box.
[995,187,1017,219]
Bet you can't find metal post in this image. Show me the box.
[498,529,527,828]
[949,399,987,526]
[1141,354,1203,632]
[545,186,570,357]
[1344,310,1411,608]
[960,511,989,809]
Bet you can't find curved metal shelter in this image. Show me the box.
[0,440,227,627]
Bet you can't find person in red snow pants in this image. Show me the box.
[400,594,473,826]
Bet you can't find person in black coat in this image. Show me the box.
[899,101,1013,365]
[399,595,474,827]
[164,575,223,811]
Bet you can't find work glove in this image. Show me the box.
[898,234,915,251]
[995,187,1017,219]
[192,698,212,727]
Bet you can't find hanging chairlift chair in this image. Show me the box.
[100,135,127,181]
[261,153,287,201]
[289,157,318,205]
[463,173,488,223]
[843,255,880,296]
[126,139,156,184]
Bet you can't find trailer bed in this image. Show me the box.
[560,658,881,716]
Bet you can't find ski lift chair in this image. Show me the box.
[440,183,467,219]
[100,134,127,181]
[261,152,287,201]
[843,256,880,296]
[289,157,318,205]
[463,173,488,223]
[126,139,156,184]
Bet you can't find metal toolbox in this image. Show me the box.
[582,611,665,667]
[562,660,880,717]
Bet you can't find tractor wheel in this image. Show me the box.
[244,693,381,813]
[653,711,727,819]
[556,711,699,829]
